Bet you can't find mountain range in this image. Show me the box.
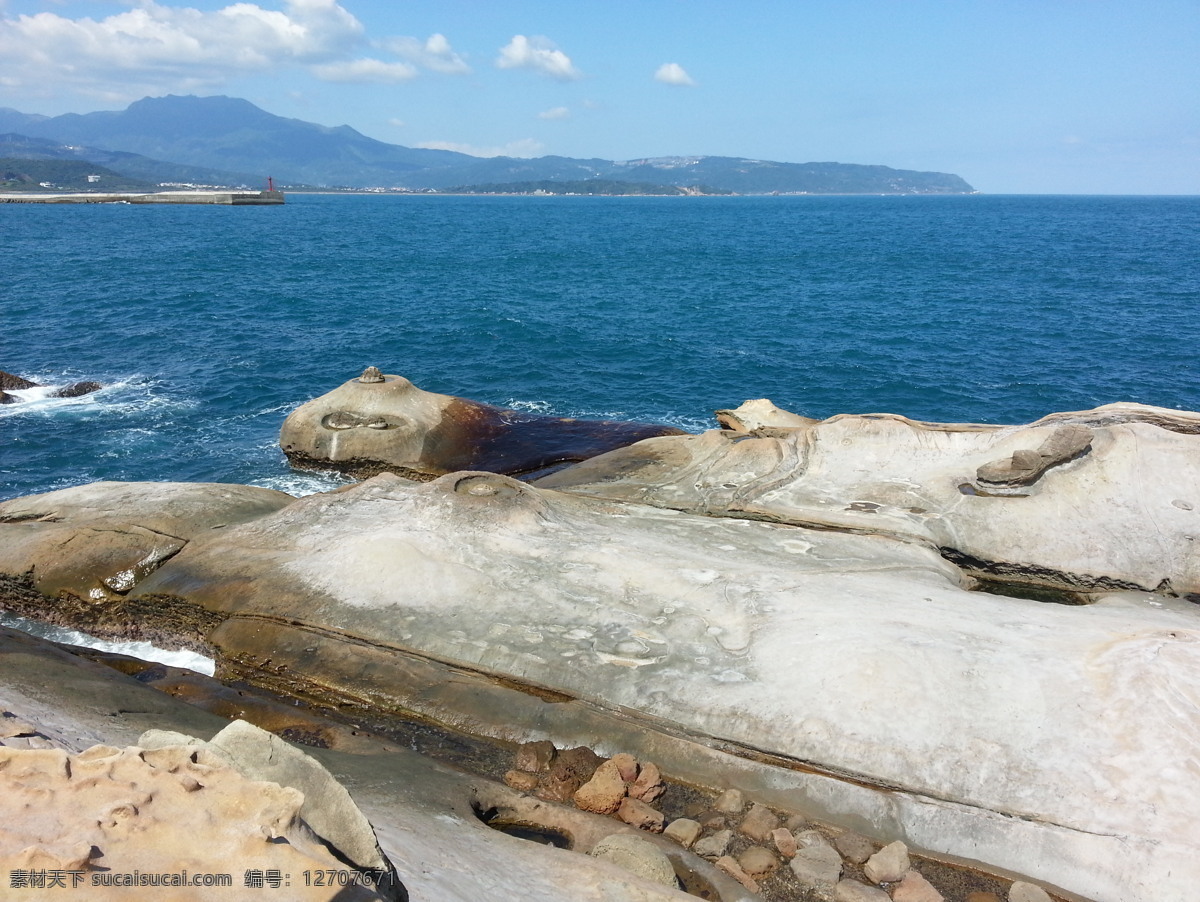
[0,95,975,194]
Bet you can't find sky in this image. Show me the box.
[0,0,1196,194]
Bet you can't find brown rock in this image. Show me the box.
[663,817,702,849]
[715,856,760,893]
[834,830,876,865]
[0,370,38,391]
[738,802,780,842]
[574,759,628,814]
[628,760,665,802]
[863,840,910,884]
[503,769,540,792]
[737,845,780,879]
[714,787,745,814]
[893,869,944,902]
[698,810,728,830]
[617,797,665,832]
[514,739,556,773]
[610,752,639,782]
[772,826,797,858]
[537,745,602,802]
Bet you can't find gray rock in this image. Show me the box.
[663,817,701,849]
[692,829,732,859]
[589,833,677,889]
[714,788,745,814]
[790,830,843,890]
[833,830,875,865]
[1009,882,1054,902]
[863,840,910,884]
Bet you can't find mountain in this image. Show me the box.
[0,157,154,191]
[0,95,975,194]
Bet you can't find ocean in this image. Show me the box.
[2,193,1198,503]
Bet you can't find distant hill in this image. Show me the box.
[0,157,153,192]
[0,95,976,194]
[446,179,732,196]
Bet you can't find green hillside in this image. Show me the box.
[0,158,153,191]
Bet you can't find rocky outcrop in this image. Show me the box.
[0,369,103,402]
[279,368,684,480]
[536,400,1200,597]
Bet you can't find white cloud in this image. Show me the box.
[387,117,406,128]
[416,138,545,159]
[496,35,580,80]
[654,62,696,87]
[0,0,363,96]
[383,32,469,74]
[313,58,416,84]
[538,106,570,120]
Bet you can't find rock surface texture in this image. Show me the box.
[279,369,683,480]
[1,398,1198,902]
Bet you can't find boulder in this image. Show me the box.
[0,369,38,391]
[0,369,102,401]
[279,369,683,480]
[588,833,678,888]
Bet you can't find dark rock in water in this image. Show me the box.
[280,371,685,480]
[50,380,103,399]
[0,370,38,391]
[0,392,17,405]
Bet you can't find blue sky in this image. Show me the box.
[1,1,1196,193]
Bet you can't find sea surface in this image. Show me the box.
[2,193,1198,502]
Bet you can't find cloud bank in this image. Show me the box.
[496,35,581,80]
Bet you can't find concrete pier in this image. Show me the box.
[0,190,285,205]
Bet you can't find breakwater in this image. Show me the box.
[0,189,284,204]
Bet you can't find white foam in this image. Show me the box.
[0,611,216,676]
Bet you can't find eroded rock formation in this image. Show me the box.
[279,368,684,480]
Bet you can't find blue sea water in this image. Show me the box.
[2,193,1198,502]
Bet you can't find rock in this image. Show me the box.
[0,370,38,391]
[692,829,733,859]
[503,769,540,792]
[737,845,780,879]
[785,813,810,831]
[976,425,1093,488]
[514,738,557,773]
[772,826,797,858]
[863,840,910,884]
[629,759,665,801]
[611,751,639,782]
[617,797,665,832]
[716,398,820,433]
[0,391,16,404]
[538,745,603,802]
[738,801,780,842]
[893,869,944,902]
[835,879,892,902]
[833,830,875,864]
[790,831,843,891]
[589,833,678,889]
[574,758,629,815]
[279,370,684,480]
[1008,882,1054,902]
[663,817,702,848]
[51,380,103,399]
[714,788,746,814]
[715,855,760,893]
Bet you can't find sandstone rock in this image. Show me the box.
[693,829,732,859]
[503,769,540,792]
[772,826,797,858]
[976,425,1093,488]
[835,879,891,902]
[833,830,875,865]
[892,869,945,902]
[737,845,780,879]
[715,855,759,893]
[589,833,678,889]
[790,831,843,891]
[617,797,665,832]
[715,398,820,433]
[714,787,746,814]
[738,801,780,842]
[611,751,639,782]
[1008,882,1054,902]
[575,758,628,815]
[279,370,683,480]
[663,817,701,848]
[514,739,557,773]
[629,759,665,802]
[863,840,910,884]
[537,745,602,802]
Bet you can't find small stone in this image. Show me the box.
[714,788,745,814]
[738,802,780,842]
[538,745,602,802]
[790,831,843,891]
[514,739,556,773]
[772,826,797,858]
[737,845,780,879]
[663,818,702,849]
[863,840,910,884]
[698,810,727,830]
[628,760,666,802]
[617,797,665,833]
[503,769,540,792]
[715,856,760,893]
[590,834,678,889]
[834,879,891,902]
[575,759,628,815]
[893,869,944,902]
[834,830,875,865]
[965,894,1003,902]
[692,829,732,859]
[1009,882,1054,902]
[358,366,385,383]
[610,752,639,783]
[786,813,810,831]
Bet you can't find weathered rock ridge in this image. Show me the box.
[279,369,684,480]
[2,396,1198,902]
